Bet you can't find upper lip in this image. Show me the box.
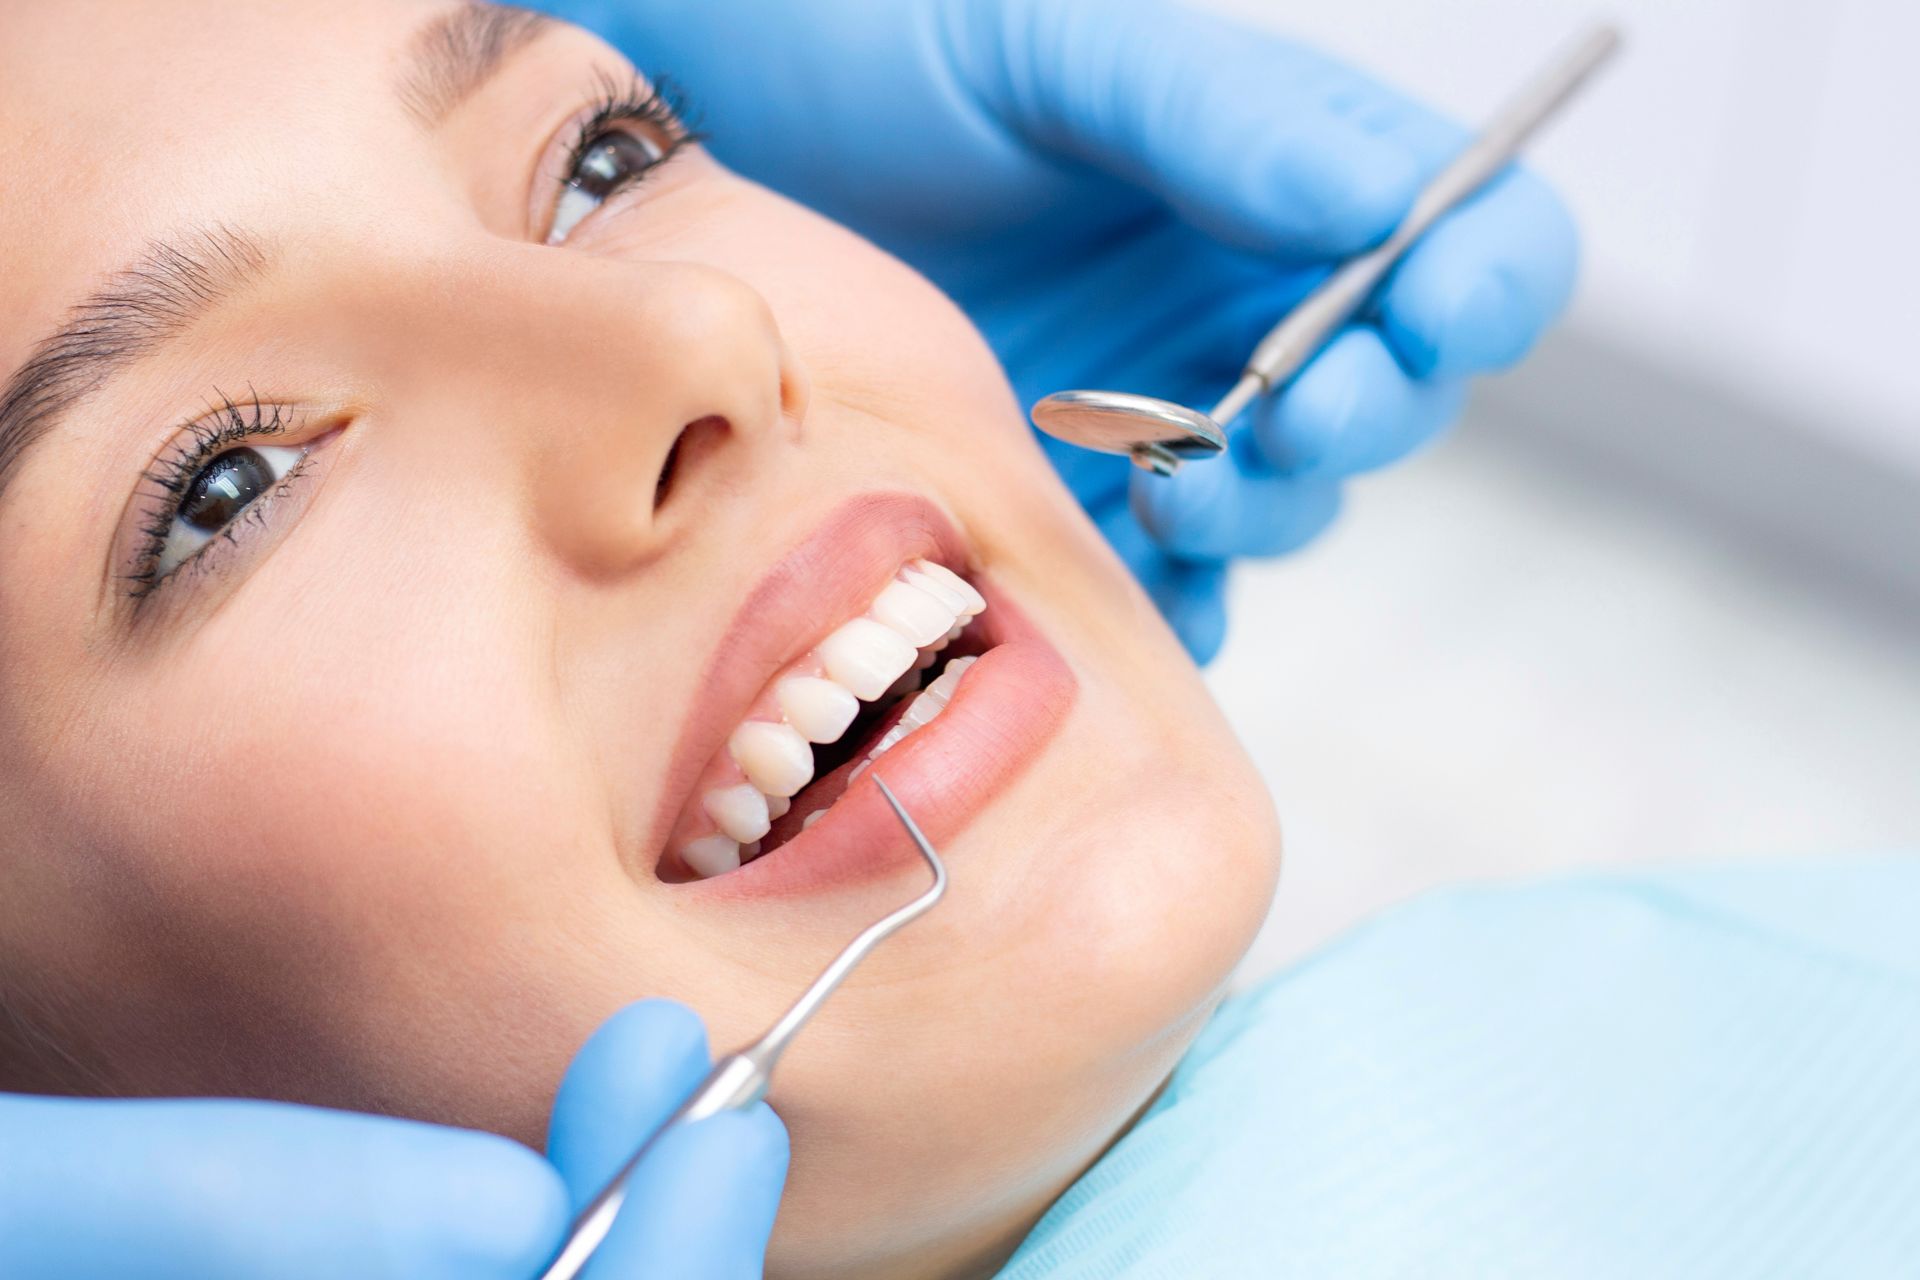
[640,491,974,875]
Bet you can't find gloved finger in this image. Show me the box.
[546,999,712,1205]
[1093,508,1230,664]
[1129,450,1344,563]
[546,1000,789,1279]
[1248,328,1466,478]
[1375,167,1579,378]
[953,0,1425,258]
[0,1095,566,1280]
[1153,559,1231,665]
[581,1110,788,1280]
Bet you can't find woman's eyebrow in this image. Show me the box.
[0,226,267,508]
[396,2,558,129]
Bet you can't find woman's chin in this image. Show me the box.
[749,655,1278,1280]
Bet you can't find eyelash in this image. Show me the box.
[124,393,304,601]
[555,74,700,211]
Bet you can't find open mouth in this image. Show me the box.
[663,558,991,881]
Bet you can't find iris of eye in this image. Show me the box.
[573,130,664,199]
[180,448,275,532]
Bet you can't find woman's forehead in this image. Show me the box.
[0,0,463,365]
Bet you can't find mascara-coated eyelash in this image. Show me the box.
[124,393,306,601]
[548,73,702,243]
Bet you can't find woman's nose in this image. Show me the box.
[400,247,810,575]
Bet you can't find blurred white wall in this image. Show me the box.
[1204,0,1920,473]
[1219,423,1920,975]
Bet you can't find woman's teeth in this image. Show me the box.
[704,783,772,844]
[817,619,919,701]
[776,677,860,743]
[676,559,985,880]
[849,654,975,783]
[868,578,958,646]
[728,721,814,797]
[683,834,746,879]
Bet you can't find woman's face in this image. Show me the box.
[0,2,1278,1275]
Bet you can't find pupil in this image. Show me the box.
[575,131,661,198]
[179,448,274,532]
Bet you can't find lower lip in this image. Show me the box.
[690,587,1076,900]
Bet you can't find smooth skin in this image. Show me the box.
[547,0,1578,659]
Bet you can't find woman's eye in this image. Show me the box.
[549,128,669,244]
[156,443,304,579]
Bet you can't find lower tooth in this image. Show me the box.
[927,654,975,700]
[870,724,910,759]
[802,810,825,830]
[900,687,947,730]
[683,835,741,879]
[865,654,970,765]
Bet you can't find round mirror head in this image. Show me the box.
[1029,391,1227,476]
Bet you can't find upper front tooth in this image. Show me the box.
[817,618,917,701]
[908,560,986,616]
[776,676,860,743]
[869,579,957,646]
[704,783,771,843]
[729,721,815,797]
[901,565,969,617]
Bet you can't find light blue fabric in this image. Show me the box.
[1000,855,1920,1278]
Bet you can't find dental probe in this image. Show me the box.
[536,777,947,1280]
[1030,22,1622,476]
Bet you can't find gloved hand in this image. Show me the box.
[0,1000,786,1279]
[546,1000,788,1278]
[545,0,1578,660]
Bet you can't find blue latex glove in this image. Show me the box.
[0,1000,786,1279]
[545,0,1578,661]
[546,1000,789,1279]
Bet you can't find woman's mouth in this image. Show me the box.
[664,556,988,880]
[650,492,1077,895]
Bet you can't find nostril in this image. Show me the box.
[654,433,685,510]
[655,414,729,511]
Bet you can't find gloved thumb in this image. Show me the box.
[945,0,1429,258]
[546,1000,789,1278]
